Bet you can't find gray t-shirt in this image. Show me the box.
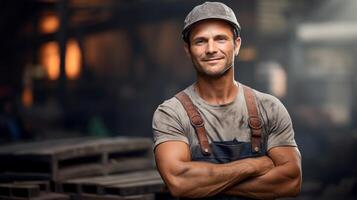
[152,83,297,153]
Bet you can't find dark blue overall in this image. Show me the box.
[175,85,267,200]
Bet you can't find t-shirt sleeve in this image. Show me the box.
[267,96,297,150]
[152,100,189,151]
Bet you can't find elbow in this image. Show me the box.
[167,183,198,198]
[291,168,302,197]
[165,177,189,198]
[168,188,182,198]
[290,175,302,197]
[168,185,185,198]
[282,172,302,197]
[286,181,301,197]
[291,187,301,197]
[166,178,207,198]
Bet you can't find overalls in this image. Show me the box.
[174,85,267,200]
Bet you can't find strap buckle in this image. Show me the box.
[190,114,204,128]
[248,116,263,130]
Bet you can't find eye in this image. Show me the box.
[194,39,205,45]
[216,37,227,43]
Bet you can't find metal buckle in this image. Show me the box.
[202,148,210,156]
[253,146,260,152]
[190,114,204,128]
[248,116,263,130]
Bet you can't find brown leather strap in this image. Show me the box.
[175,91,212,155]
[242,85,263,153]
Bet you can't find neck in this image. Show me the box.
[195,67,238,105]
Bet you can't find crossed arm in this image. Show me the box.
[154,141,301,199]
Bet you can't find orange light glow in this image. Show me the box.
[40,39,81,80]
[39,14,59,34]
[40,42,60,80]
[238,47,257,62]
[22,87,33,108]
[65,39,81,80]
[270,66,287,98]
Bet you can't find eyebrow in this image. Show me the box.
[214,34,230,39]
[192,36,206,42]
[192,34,230,42]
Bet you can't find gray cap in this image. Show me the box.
[182,1,241,42]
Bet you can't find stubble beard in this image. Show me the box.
[192,58,234,79]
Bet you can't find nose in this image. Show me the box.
[206,39,218,54]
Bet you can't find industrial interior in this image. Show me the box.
[0,0,356,199]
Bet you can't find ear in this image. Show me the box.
[184,43,191,59]
[234,37,241,56]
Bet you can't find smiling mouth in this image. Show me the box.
[203,57,223,62]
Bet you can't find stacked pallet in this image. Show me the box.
[0,136,169,199]
[0,181,69,200]
[0,137,154,182]
[59,170,165,200]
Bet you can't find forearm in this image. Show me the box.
[225,162,302,199]
[155,142,274,198]
[165,159,258,198]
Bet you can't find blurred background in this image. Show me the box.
[0,0,356,199]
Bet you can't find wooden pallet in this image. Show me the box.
[0,172,51,183]
[0,192,69,200]
[70,193,155,200]
[0,137,153,181]
[58,170,165,197]
[0,183,40,198]
[0,181,69,200]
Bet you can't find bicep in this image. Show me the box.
[154,141,191,184]
[268,146,301,166]
[268,146,302,179]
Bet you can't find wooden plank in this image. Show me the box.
[104,179,165,196]
[105,158,154,175]
[56,158,153,181]
[70,193,155,200]
[122,194,155,200]
[0,137,151,160]
[24,137,150,156]
[62,170,159,185]
[53,138,152,161]
[31,138,129,155]
[11,185,40,198]
[57,163,104,181]
[70,194,124,200]
[59,169,152,193]
[59,170,159,194]
[0,172,51,182]
[0,183,40,198]
[13,181,51,192]
[0,137,95,154]
[0,137,153,181]
[81,171,160,194]
[35,192,70,200]
[0,192,70,200]
[84,170,160,186]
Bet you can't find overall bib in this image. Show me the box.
[174,85,267,200]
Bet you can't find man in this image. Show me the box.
[152,2,301,199]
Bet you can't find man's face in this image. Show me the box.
[185,19,241,78]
